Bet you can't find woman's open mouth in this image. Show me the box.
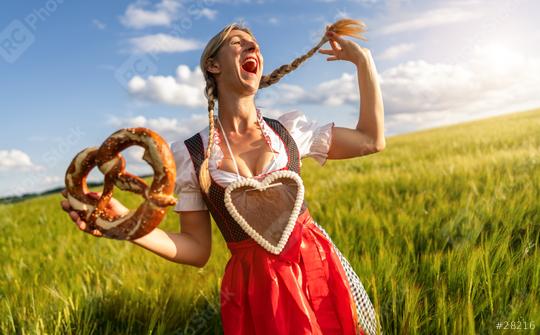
[241,56,258,75]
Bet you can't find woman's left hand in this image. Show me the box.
[318,31,371,67]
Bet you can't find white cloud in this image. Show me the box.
[1,172,65,197]
[258,107,288,119]
[119,0,218,29]
[0,150,42,171]
[128,64,206,107]
[120,0,181,29]
[212,0,264,3]
[316,73,357,106]
[380,44,540,134]
[258,73,358,107]
[126,146,145,161]
[118,147,151,176]
[380,45,538,113]
[380,60,474,114]
[378,7,480,35]
[108,113,209,142]
[378,43,415,60]
[92,19,106,30]
[43,175,62,185]
[268,17,279,25]
[129,34,203,54]
[192,8,218,20]
[258,83,307,106]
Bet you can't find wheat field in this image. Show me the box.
[1,108,539,334]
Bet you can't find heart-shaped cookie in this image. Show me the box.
[224,170,305,254]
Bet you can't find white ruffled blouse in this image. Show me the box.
[170,109,334,212]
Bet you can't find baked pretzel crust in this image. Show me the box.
[65,128,177,240]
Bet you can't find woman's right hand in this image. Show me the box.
[60,190,129,238]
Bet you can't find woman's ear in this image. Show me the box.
[206,57,221,75]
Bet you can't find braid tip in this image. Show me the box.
[326,18,367,41]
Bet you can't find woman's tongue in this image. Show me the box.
[242,60,257,74]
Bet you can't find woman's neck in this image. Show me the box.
[216,92,258,135]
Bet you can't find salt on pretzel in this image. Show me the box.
[65,128,177,240]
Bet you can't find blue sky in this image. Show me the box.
[1,0,540,197]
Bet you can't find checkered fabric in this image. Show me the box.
[312,220,382,335]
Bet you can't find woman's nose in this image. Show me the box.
[245,40,258,52]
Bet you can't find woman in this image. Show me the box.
[61,19,385,335]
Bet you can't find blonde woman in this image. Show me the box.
[62,19,384,335]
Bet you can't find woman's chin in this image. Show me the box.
[239,76,260,93]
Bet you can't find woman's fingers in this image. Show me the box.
[77,219,87,231]
[318,48,334,55]
[324,39,341,61]
[327,31,346,44]
[330,39,341,52]
[69,211,80,222]
[61,197,103,237]
[62,199,84,228]
[91,229,103,237]
[75,217,99,236]
[75,217,103,237]
[61,199,71,211]
[321,32,344,62]
[88,192,101,199]
[320,41,341,59]
[324,31,369,64]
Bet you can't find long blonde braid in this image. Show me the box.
[259,19,367,89]
[258,38,327,89]
[198,79,217,194]
[197,19,366,195]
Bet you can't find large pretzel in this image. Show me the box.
[64,128,177,240]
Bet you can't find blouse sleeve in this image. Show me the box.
[277,110,335,166]
[170,140,208,212]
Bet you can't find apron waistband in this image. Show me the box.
[226,207,314,253]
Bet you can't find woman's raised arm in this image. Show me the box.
[318,30,385,159]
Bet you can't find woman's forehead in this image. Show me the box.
[228,29,257,42]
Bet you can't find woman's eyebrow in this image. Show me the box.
[230,35,258,44]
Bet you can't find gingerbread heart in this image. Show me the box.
[224,170,305,254]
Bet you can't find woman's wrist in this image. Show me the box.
[353,48,372,68]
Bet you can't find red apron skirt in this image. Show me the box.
[220,208,365,335]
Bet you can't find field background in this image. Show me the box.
[1,108,539,334]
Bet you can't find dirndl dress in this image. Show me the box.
[182,114,380,335]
